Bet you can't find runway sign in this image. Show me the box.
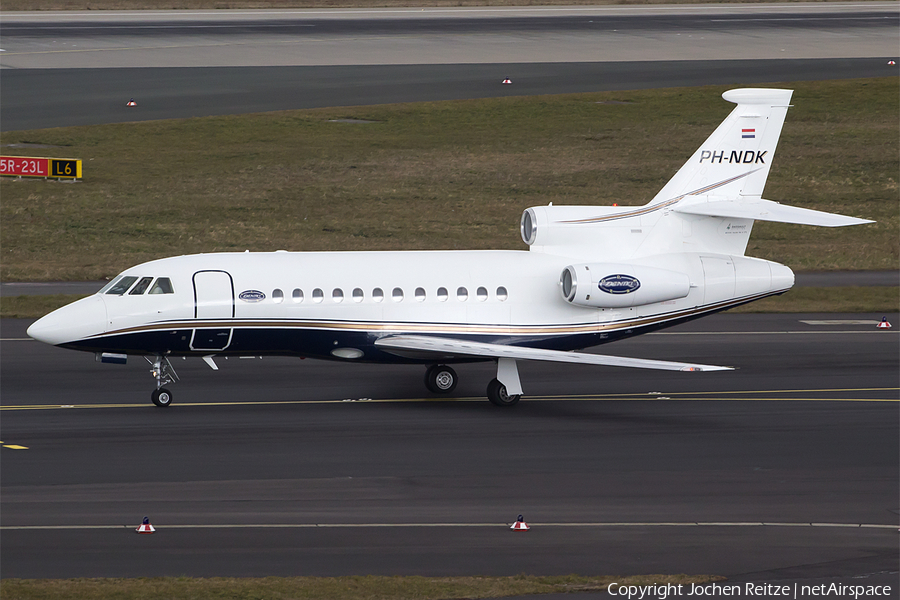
[0,156,82,180]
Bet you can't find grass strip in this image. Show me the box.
[725,286,899,314]
[1,294,90,319]
[0,574,724,600]
[1,78,896,282]
[3,287,896,319]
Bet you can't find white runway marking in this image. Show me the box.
[2,521,895,531]
[649,330,894,335]
[799,320,883,325]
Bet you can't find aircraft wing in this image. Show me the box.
[374,335,732,372]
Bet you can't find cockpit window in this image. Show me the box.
[129,277,153,295]
[98,276,122,294]
[149,277,174,295]
[106,276,138,295]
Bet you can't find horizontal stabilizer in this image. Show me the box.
[674,197,874,227]
[375,335,732,372]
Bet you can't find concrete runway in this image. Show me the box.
[1,314,898,583]
[1,3,897,130]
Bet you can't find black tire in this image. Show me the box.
[424,364,458,394]
[152,388,173,407]
[486,378,521,406]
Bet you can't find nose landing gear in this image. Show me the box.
[146,356,179,407]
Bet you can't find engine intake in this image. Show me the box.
[560,263,691,308]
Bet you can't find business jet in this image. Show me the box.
[27,88,872,407]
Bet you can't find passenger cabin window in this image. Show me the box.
[292,288,303,303]
[149,278,174,295]
[457,287,468,301]
[312,288,324,303]
[373,288,384,303]
[476,286,488,301]
[392,288,404,302]
[437,287,448,302]
[273,289,284,304]
[106,276,138,295]
[129,277,153,295]
[333,289,344,303]
[497,286,508,301]
[352,288,364,303]
[415,287,426,302]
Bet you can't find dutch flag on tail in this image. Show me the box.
[742,128,756,139]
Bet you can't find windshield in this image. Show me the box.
[98,276,122,294]
[105,276,138,295]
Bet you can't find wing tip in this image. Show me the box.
[681,365,734,372]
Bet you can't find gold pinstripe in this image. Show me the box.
[85,289,786,341]
[559,169,761,225]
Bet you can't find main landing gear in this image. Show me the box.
[425,359,523,406]
[424,364,458,393]
[147,355,179,407]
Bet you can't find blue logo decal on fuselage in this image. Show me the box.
[598,274,641,295]
[239,290,266,302]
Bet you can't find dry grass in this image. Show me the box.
[1,79,897,282]
[0,574,724,600]
[725,286,899,313]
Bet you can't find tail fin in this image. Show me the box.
[650,88,793,205]
[653,88,873,228]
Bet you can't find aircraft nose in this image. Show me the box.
[27,295,108,346]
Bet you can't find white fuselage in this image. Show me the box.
[27,247,793,362]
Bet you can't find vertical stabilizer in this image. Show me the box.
[650,88,793,205]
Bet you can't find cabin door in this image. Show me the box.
[191,270,234,351]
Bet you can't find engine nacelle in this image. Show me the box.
[559,263,691,308]
[521,205,626,249]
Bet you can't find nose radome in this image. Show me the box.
[27,295,108,346]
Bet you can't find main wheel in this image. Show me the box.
[424,364,458,394]
[486,378,520,407]
[151,388,173,407]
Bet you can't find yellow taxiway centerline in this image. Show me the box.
[1,388,897,411]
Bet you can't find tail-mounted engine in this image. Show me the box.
[559,263,691,308]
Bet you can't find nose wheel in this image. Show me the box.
[146,355,179,407]
[487,378,521,406]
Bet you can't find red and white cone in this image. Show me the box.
[876,317,892,329]
[136,516,155,534]
[510,514,530,531]
[126,98,137,107]
[888,61,897,66]
[502,78,512,85]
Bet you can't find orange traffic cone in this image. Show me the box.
[126,98,137,107]
[510,514,529,531]
[876,317,892,329]
[136,516,155,534]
